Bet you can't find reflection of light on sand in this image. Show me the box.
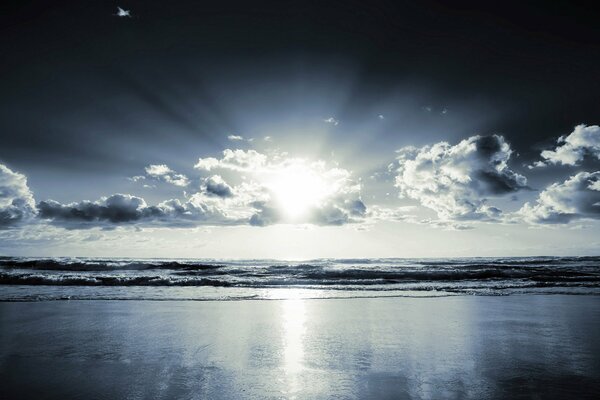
[281,290,307,397]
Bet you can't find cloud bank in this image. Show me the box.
[29,149,367,229]
[38,193,236,228]
[7,122,600,232]
[394,135,527,221]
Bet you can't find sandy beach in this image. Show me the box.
[1,295,599,399]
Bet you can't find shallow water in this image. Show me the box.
[1,295,599,399]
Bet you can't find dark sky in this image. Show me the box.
[0,0,599,197]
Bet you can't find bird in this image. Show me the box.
[115,6,131,18]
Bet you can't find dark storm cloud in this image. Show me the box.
[37,194,237,228]
[472,135,530,195]
[203,175,234,198]
[38,195,148,224]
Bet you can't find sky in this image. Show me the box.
[0,1,599,258]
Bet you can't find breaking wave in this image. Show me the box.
[1,256,599,300]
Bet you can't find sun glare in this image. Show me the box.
[267,164,329,220]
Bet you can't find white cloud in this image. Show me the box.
[145,164,172,176]
[193,157,220,171]
[0,163,36,228]
[324,117,339,126]
[194,149,267,172]
[115,6,131,18]
[536,124,600,167]
[144,164,190,187]
[227,134,244,141]
[394,135,527,221]
[518,171,600,224]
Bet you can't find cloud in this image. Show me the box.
[195,149,367,226]
[115,7,131,18]
[0,163,36,228]
[535,124,600,167]
[34,147,367,228]
[245,157,366,226]
[193,157,220,171]
[144,164,190,187]
[3,144,367,230]
[518,171,600,224]
[202,175,233,198]
[227,135,244,141]
[324,117,339,126]
[310,198,367,226]
[394,135,527,221]
[248,197,367,227]
[37,193,237,229]
[194,149,267,172]
[248,201,281,226]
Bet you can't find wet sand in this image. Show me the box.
[1,295,599,399]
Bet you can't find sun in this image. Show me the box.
[267,163,329,220]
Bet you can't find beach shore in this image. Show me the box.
[1,295,599,399]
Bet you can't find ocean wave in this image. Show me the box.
[0,256,599,294]
[0,258,225,271]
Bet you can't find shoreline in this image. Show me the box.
[2,292,600,303]
[1,283,599,302]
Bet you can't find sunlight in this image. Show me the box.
[267,163,329,220]
[281,294,307,398]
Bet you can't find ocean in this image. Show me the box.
[1,256,599,301]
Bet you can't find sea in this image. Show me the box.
[1,256,599,301]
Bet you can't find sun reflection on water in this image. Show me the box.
[280,290,307,397]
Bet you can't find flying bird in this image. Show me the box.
[115,7,131,18]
